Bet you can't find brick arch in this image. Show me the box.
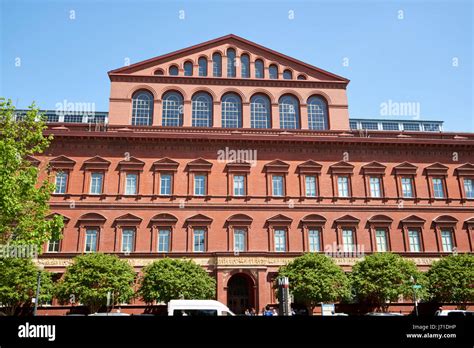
[218,88,247,103]
[249,89,276,104]
[282,67,296,79]
[181,58,196,67]
[160,86,188,101]
[190,87,218,100]
[127,85,158,99]
[276,90,304,104]
[211,49,225,57]
[226,269,257,287]
[306,91,333,105]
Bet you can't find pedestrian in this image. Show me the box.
[250,308,257,316]
[263,305,273,316]
[244,308,250,316]
[272,308,278,316]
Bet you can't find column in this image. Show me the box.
[183,100,192,126]
[271,103,279,129]
[242,102,250,128]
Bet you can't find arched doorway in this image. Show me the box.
[227,273,255,315]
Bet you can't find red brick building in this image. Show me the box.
[34,35,474,314]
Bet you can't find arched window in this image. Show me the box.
[221,93,242,128]
[184,61,193,76]
[154,69,164,76]
[279,95,300,129]
[131,90,154,126]
[169,65,179,76]
[198,57,208,77]
[297,74,306,80]
[283,69,293,80]
[162,91,184,127]
[307,96,328,130]
[192,92,213,127]
[250,94,271,128]
[255,59,264,78]
[269,64,278,79]
[212,53,222,77]
[227,48,236,77]
[241,54,250,78]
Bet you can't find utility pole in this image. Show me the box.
[33,265,44,316]
[278,277,291,316]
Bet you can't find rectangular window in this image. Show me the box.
[274,229,286,252]
[125,173,138,195]
[440,229,453,252]
[89,172,104,195]
[464,178,474,199]
[369,177,382,198]
[401,177,414,198]
[160,174,172,196]
[194,175,206,196]
[193,228,205,252]
[361,121,378,130]
[158,228,170,252]
[47,239,60,253]
[375,229,388,252]
[403,123,420,131]
[408,229,421,252]
[272,175,284,197]
[342,229,354,252]
[121,229,134,253]
[308,229,320,252]
[382,122,400,131]
[432,178,445,198]
[349,121,358,130]
[337,176,349,197]
[234,229,246,252]
[233,175,245,196]
[54,172,68,194]
[85,229,97,252]
[305,176,317,197]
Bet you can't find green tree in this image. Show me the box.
[0,257,54,315]
[55,253,136,313]
[278,253,351,314]
[0,98,64,248]
[350,253,428,312]
[139,258,216,304]
[427,254,474,309]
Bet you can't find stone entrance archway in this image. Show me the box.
[227,273,255,315]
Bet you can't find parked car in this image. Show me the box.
[365,312,404,316]
[435,310,474,317]
[168,300,235,316]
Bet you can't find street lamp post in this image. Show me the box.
[410,276,419,317]
[33,264,45,316]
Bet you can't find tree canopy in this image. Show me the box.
[55,253,136,313]
[427,254,474,309]
[139,258,216,304]
[278,253,351,312]
[0,99,63,248]
[350,253,428,311]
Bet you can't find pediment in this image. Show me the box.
[152,158,179,171]
[185,214,213,225]
[266,214,292,225]
[329,161,354,174]
[297,160,322,174]
[109,34,349,83]
[49,155,76,169]
[82,156,111,169]
[334,215,360,224]
[400,215,426,224]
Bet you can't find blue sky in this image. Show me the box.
[1,0,472,131]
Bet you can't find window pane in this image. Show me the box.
[85,229,97,252]
[160,174,172,195]
[255,60,264,78]
[47,239,60,252]
[307,96,328,130]
[194,175,206,196]
[272,175,284,196]
[308,229,320,252]
[401,177,413,198]
[375,229,388,252]
[132,91,153,126]
[212,53,222,77]
[227,48,236,77]
[305,176,316,197]
[432,178,445,198]
[269,65,278,79]
[55,172,67,194]
[464,178,474,199]
[221,93,242,128]
[125,174,137,195]
[370,177,381,198]
[250,94,271,129]
[184,61,193,76]
[342,229,354,252]
[408,229,421,252]
[158,229,170,252]
[274,229,286,252]
[192,93,213,127]
[241,54,250,78]
[338,176,349,197]
[279,95,299,129]
[169,66,179,75]
[162,92,183,127]
[194,229,205,252]
[441,230,453,252]
[233,175,245,196]
[122,229,134,253]
[283,70,292,79]
[198,57,207,77]
[90,173,103,195]
[234,229,246,252]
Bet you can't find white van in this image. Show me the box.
[168,300,235,316]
